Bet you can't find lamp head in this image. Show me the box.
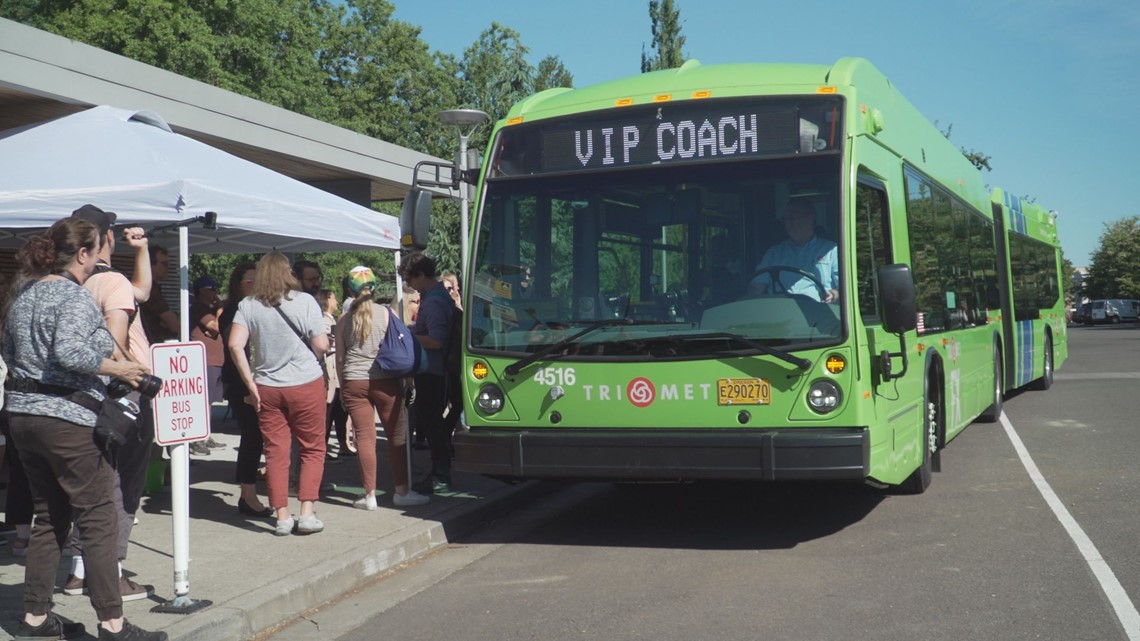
[439,109,489,129]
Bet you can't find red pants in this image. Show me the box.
[257,377,327,508]
[340,378,407,493]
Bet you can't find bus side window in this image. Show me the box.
[854,176,892,323]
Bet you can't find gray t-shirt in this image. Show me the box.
[233,291,326,387]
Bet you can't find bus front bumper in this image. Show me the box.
[453,427,869,481]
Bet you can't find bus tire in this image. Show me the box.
[899,370,939,494]
[1030,334,1054,391]
[977,344,1003,423]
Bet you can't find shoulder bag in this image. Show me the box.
[273,304,325,373]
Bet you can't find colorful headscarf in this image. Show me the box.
[346,265,377,295]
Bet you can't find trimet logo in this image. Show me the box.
[627,377,656,408]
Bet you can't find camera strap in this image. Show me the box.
[4,377,102,413]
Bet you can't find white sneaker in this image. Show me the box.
[393,490,431,507]
[296,514,324,534]
[352,495,377,511]
[274,515,296,536]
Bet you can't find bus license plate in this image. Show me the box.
[717,378,771,406]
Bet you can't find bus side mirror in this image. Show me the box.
[878,263,917,334]
[876,263,916,382]
[400,188,432,250]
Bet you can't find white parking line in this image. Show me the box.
[1001,412,1140,640]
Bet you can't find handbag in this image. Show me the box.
[94,395,141,453]
[93,332,145,459]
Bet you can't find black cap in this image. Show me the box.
[71,204,118,235]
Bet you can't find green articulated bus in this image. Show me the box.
[408,57,1067,493]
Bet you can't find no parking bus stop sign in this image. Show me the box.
[150,341,211,446]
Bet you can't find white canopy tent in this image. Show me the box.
[0,105,401,253]
[0,105,410,606]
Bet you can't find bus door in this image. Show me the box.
[853,171,922,474]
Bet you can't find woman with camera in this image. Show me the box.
[2,217,166,640]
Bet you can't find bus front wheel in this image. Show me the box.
[899,374,939,494]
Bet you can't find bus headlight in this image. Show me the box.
[476,384,505,414]
[806,380,842,413]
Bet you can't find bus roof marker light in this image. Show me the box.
[615,98,634,107]
[507,116,524,125]
[653,94,672,102]
[691,90,712,99]
[817,86,838,94]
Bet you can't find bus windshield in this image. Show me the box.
[469,153,844,359]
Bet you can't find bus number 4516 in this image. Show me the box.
[533,367,576,386]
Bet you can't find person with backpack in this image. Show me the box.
[334,266,430,509]
[399,253,457,494]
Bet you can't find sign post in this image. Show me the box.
[150,340,212,614]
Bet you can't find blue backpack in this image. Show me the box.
[374,306,428,378]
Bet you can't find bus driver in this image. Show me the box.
[748,198,839,302]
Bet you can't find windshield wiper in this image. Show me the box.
[503,318,634,376]
[654,332,812,370]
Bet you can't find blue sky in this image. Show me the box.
[392,0,1138,267]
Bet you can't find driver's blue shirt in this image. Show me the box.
[750,235,838,301]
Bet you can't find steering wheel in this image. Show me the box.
[754,265,828,301]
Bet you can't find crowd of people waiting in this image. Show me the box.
[0,205,465,640]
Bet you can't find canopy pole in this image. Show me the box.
[152,225,211,614]
[394,250,414,492]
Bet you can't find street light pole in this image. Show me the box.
[439,109,488,275]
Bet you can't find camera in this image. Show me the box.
[107,374,164,400]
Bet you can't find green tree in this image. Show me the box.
[319,0,460,156]
[1084,216,1140,299]
[422,23,573,274]
[641,0,686,73]
[5,0,341,119]
[534,55,574,93]
[0,1,571,278]
[457,22,534,148]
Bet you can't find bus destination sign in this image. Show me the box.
[493,98,842,177]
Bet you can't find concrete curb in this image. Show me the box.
[160,480,552,641]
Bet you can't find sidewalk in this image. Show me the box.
[0,406,546,641]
